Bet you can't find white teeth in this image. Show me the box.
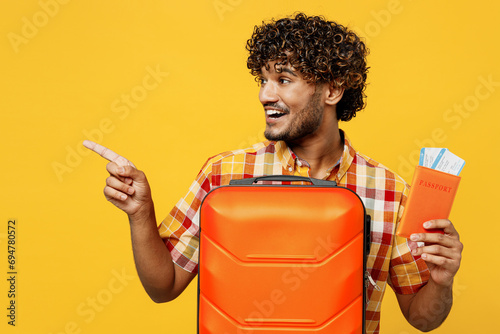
[266,109,285,116]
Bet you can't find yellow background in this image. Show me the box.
[1,0,498,333]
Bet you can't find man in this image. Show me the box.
[84,13,463,333]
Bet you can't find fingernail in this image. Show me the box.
[412,249,418,255]
[120,194,127,200]
[127,187,134,194]
[117,167,125,174]
[424,221,431,228]
[410,234,419,241]
[421,253,427,260]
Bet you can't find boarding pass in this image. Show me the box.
[419,148,465,176]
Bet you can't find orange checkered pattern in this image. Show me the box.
[158,130,429,333]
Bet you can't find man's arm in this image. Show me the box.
[396,219,463,332]
[84,140,196,303]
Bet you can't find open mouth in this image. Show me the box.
[266,109,287,119]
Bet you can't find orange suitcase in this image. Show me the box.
[198,176,370,333]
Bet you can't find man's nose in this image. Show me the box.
[259,82,279,104]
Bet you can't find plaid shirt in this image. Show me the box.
[158,130,429,333]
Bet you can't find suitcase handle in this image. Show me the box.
[229,175,337,186]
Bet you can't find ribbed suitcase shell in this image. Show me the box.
[198,179,368,333]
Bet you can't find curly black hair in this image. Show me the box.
[246,13,369,121]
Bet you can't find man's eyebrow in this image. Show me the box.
[275,66,298,77]
[281,68,298,77]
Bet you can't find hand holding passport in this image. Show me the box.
[396,148,465,238]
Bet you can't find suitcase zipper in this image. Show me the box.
[365,271,381,290]
[365,271,381,304]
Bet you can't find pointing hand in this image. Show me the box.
[84,140,153,219]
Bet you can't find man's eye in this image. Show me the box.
[279,78,291,84]
[259,78,267,85]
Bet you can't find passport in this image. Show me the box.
[396,161,462,238]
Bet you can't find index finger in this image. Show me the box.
[83,140,136,168]
[424,219,458,237]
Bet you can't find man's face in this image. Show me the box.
[259,62,324,142]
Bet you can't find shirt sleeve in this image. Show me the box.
[157,158,213,274]
[388,183,430,294]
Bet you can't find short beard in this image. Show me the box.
[264,88,323,142]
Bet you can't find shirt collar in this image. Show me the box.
[335,130,356,181]
[275,141,296,172]
[274,129,356,181]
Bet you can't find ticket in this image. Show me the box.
[419,148,447,168]
[431,150,466,176]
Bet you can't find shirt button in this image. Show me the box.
[297,160,302,167]
[288,167,293,172]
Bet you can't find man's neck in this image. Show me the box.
[287,128,343,179]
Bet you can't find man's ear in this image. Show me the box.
[325,81,345,106]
